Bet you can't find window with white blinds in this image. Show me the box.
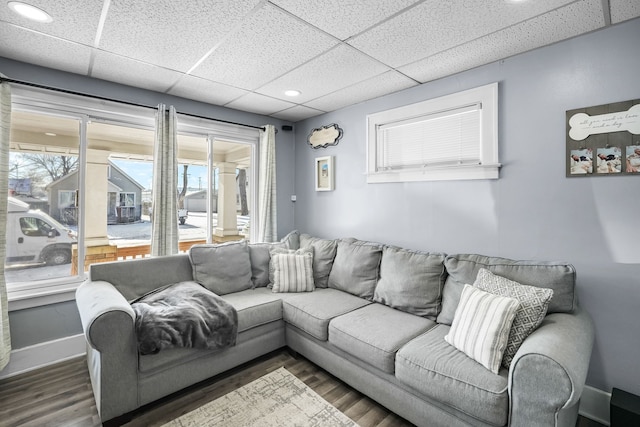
[367,83,500,183]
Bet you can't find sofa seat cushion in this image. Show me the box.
[283,288,371,341]
[395,324,509,426]
[222,289,284,333]
[329,303,435,374]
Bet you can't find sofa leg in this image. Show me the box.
[102,412,133,427]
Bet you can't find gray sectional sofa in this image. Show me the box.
[75,232,594,427]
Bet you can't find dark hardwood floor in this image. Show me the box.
[0,349,605,427]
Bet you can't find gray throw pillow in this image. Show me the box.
[328,239,382,300]
[280,230,300,250]
[473,268,553,368]
[300,234,338,288]
[374,246,446,319]
[248,242,286,287]
[188,240,252,295]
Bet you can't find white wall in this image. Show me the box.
[293,18,640,397]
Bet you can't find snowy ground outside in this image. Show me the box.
[6,211,249,282]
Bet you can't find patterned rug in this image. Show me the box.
[162,367,359,426]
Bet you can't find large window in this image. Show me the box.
[5,86,259,301]
[367,82,500,183]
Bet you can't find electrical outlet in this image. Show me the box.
[290,195,297,202]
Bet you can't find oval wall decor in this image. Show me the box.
[307,123,343,149]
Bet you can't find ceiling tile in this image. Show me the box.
[271,105,325,122]
[168,75,249,106]
[225,92,296,116]
[306,71,417,112]
[349,0,578,68]
[256,44,390,103]
[270,0,420,40]
[0,0,103,45]
[0,23,92,75]
[610,0,640,23]
[191,3,337,90]
[91,50,184,93]
[398,0,605,83]
[98,0,262,73]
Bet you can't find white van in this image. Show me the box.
[5,197,77,266]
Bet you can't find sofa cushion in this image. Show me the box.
[222,288,284,333]
[280,229,300,250]
[474,268,554,368]
[283,288,371,341]
[299,234,337,288]
[396,324,509,426]
[438,254,576,325]
[373,246,446,318]
[270,248,314,293]
[248,242,286,287]
[188,241,252,295]
[444,285,519,374]
[328,240,382,300]
[328,303,435,374]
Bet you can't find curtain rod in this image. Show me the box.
[0,77,266,132]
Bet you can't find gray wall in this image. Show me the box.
[293,18,640,396]
[0,57,296,349]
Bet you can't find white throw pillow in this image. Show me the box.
[473,268,554,368]
[270,249,314,293]
[445,284,519,374]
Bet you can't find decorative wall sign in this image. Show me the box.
[566,99,640,177]
[315,156,334,191]
[308,124,343,149]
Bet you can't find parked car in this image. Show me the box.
[5,197,77,266]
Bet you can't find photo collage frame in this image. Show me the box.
[566,99,640,177]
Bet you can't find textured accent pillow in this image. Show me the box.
[280,230,300,250]
[248,242,286,288]
[328,239,382,300]
[270,249,314,293]
[300,234,338,288]
[373,246,446,318]
[473,268,554,368]
[445,284,520,374]
[188,240,252,295]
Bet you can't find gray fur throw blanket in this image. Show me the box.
[131,281,238,355]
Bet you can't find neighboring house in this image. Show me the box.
[183,189,217,213]
[46,161,145,225]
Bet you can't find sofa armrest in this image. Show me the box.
[76,279,139,421]
[508,306,594,427]
[76,280,136,352]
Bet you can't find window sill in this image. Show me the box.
[8,279,84,311]
[367,164,501,183]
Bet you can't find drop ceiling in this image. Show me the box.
[0,0,638,122]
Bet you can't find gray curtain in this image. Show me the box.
[0,80,11,370]
[151,104,178,256]
[257,124,277,242]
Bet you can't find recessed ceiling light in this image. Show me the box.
[284,90,301,97]
[44,132,56,136]
[8,2,53,23]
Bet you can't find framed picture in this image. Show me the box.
[315,156,334,191]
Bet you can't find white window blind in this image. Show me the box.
[377,104,481,171]
[367,82,499,183]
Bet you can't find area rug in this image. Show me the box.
[162,367,359,426]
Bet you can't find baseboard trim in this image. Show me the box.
[579,385,611,426]
[0,333,86,380]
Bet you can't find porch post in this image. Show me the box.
[214,162,238,238]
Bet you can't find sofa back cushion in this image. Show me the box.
[189,240,253,295]
[300,234,337,288]
[374,247,446,319]
[437,254,576,325]
[248,242,287,287]
[328,239,382,300]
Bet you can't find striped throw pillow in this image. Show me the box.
[270,249,314,293]
[445,284,520,374]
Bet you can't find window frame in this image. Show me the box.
[366,82,500,183]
